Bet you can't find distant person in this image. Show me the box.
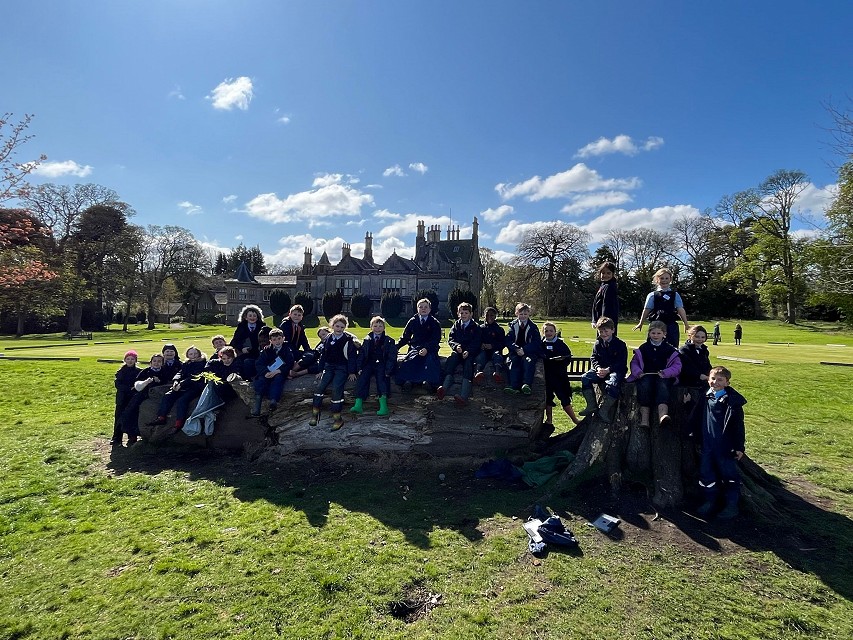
[230,304,265,379]
[633,268,689,347]
[310,314,358,431]
[504,302,541,395]
[111,350,140,446]
[252,328,294,416]
[712,322,721,346]
[734,323,743,345]
[689,366,747,520]
[592,261,620,335]
[395,298,442,391]
[351,316,397,416]
[473,306,506,385]
[540,321,580,428]
[627,320,682,428]
[437,302,481,406]
[579,317,628,424]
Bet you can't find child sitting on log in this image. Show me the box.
[579,317,628,424]
[290,327,330,378]
[504,302,541,395]
[252,328,294,416]
[473,306,506,385]
[351,316,397,416]
[148,345,208,432]
[627,320,682,428]
[437,302,481,406]
[311,315,358,431]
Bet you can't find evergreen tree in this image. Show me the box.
[380,292,404,319]
[269,289,292,325]
[322,290,343,320]
[350,293,372,318]
[447,288,478,317]
[294,290,314,316]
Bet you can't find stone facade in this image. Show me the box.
[224,218,483,324]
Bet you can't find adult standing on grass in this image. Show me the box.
[734,323,743,345]
[633,267,689,348]
[591,261,620,335]
[713,322,721,345]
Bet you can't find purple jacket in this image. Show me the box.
[626,343,682,382]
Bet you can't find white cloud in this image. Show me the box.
[383,164,406,177]
[560,191,633,215]
[492,249,516,263]
[796,182,837,216]
[364,183,383,189]
[495,219,545,245]
[409,162,428,174]
[30,160,93,178]
[375,213,449,239]
[207,76,254,111]
[496,163,640,201]
[222,194,238,204]
[277,116,291,124]
[267,233,414,266]
[312,173,360,188]
[581,204,702,241]
[167,85,185,100]
[575,135,665,158]
[178,201,203,216]
[244,183,374,226]
[481,205,514,222]
[373,209,401,220]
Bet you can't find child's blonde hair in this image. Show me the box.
[515,302,531,314]
[710,365,732,380]
[648,320,667,334]
[653,268,672,285]
[369,316,386,328]
[542,320,557,332]
[329,314,348,328]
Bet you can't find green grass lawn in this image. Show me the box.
[1,319,851,639]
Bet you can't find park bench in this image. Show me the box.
[566,356,592,381]
[65,331,93,340]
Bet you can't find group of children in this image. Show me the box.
[112,266,746,518]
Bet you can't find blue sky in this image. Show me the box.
[4,1,850,267]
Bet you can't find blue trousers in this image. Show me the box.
[474,349,504,374]
[636,374,674,407]
[581,370,623,399]
[157,386,203,421]
[355,362,390,399]
[314,364,348,411]
[444,351,475,381]
[507,353,538,388]
[253,372,286,403]
[699,445,741,506]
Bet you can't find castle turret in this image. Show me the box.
[341,243,351,259]
[302,247,312,275]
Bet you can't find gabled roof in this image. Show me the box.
[334,254,376,273]
[317,251,331,266]
[382,251,420,273]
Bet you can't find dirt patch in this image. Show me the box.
[386,580,443,623]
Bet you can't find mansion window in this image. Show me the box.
[238,288,247,301]
[336,278,360,297]
[304,282,312,293]
[381,278,406,296]
[228,289,236,300]
[263,289,271,301]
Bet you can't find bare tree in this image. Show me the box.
[1,113,45,202]
[514,221,590,316]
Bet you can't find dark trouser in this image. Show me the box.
[474,349,504,374]
[444,352,475,382]
[253,372,287,403]
[114,391,132,440]
[236,355,256,380]
[636,374,674,407]
[157,387,203,421]
[507,353,538,388]
[545,378,573,407]
[664,321,680,347]
[699,444,741,506]
[315,364,349,412]
[121,390,151,437]
[581,370,623,398]
[355,363,390,399]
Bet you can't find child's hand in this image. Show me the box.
[455,345,463,354]
[462,351,469,359]
[734,451,744,461]
[633,323,642,331]
[418,348,427,357]
[347,373,357,382]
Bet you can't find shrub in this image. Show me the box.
[269,290,292,324]
[448,288,478,317]
[322,290,344,320]
[294,291,314,316]
[350,293,372,319]
[380,293,404,319]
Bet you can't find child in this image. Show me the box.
[678,325,712,390]
[211,334,228,353]
[148,346,208,431]
[541,321,580,428]
[252,328,295,416]
[311,315,358,430]
[120,353,168,445]
[633,268,689,347]
[291,327,330,378]
[473,307,506,385]
[230,304,265,379]
[712,322,721,346]
[504,302,541,395]
[437,302,481,406]
[160,343,182,383]
[257,325,272,351]
[351,316,397,416]
[279,304,311,373]
[579,317,628,424]
[395,298,442,391]
[592,261,620,335]
[690,366,747,519]
[627,320,682,428]
[111,350,140,445]
[203,346,242,402]
[734,323,743,345]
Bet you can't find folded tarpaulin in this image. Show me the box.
[474,458,523,482]
[182,382,225,437]
[518,450,575,487]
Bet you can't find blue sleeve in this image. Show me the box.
[643,292,655,310]
[674,292,684,309]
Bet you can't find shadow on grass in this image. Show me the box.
[104,442,852,602]
[105,444,537,548]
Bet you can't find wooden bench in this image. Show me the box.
[65,332,93,340]
[566,356,592,381]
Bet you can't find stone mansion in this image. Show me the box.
[224,218,484,324]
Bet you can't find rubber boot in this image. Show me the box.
[639,406,650,427]
[578,388,599,416]
[350,397,364,414]
[376,395,389,416]
[599,394,617,424]
[309,407,320,426]
[658,403,671,428]
[331,413,344,431]
[455,379,472,406]
[251,395,263,417]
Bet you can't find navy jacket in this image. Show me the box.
[688,386,747,454]
[678,340,711,387]
[505,319,541,357]
[592,280,619,325]
[230,321,263,359]
[589,336,628,378]
[448,319,481,357]
[318,332,358,374]
[279,317,311,356]
[255,343,296,378]
[170,358,208,392]
[356,332,398,376]
[541,337,572,379]
[479,321,506,355]
[398,315,442,355]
